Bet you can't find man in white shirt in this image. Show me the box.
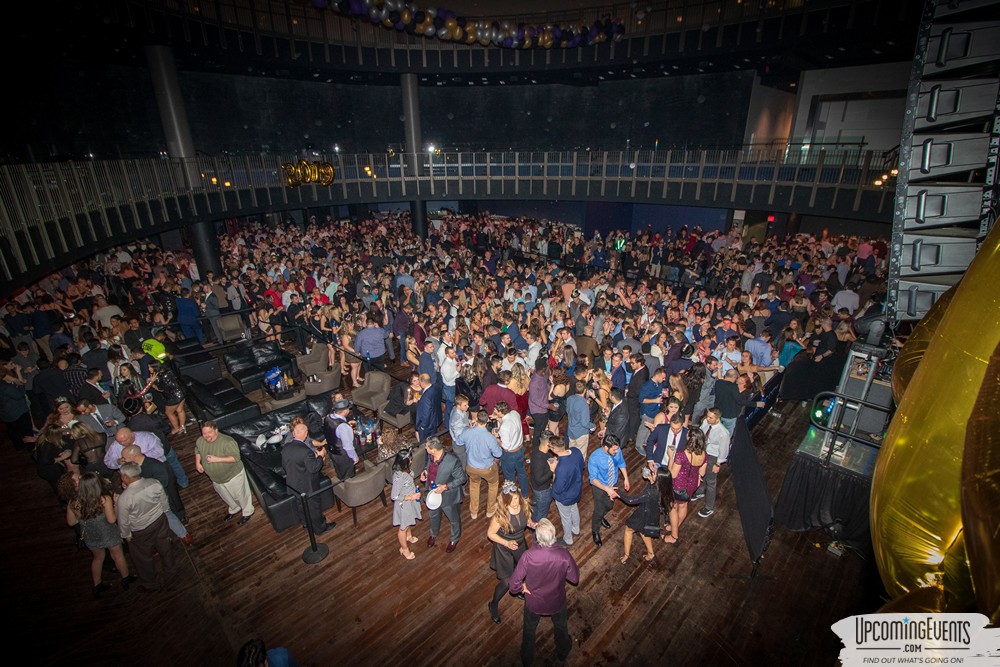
[524,330,542,369]
[494,401,528,496]
[831,283,860,315]
[693,408,731,519]
[441,344,459,428]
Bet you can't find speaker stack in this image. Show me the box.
[887,0,1000,323]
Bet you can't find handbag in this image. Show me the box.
[673,488,691,502]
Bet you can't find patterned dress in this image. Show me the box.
[672,449,704,501]
[391,471,422,529]
[78,511,123,550]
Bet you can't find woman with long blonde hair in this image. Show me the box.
[485,481,529,624]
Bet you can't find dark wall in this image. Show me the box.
[7,64,163,161]
[8,63,754,160]
[181,74,403,155]
[420,72,754,151]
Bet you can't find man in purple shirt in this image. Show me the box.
[527,358,550,449]
[509,518,579,665]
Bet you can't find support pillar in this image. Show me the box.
[401,73,427,238]
[410,200,427,239]
[189,220,219,279]
[146,45,222,276]
[401,73,423,176]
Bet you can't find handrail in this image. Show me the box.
[808,390,892,457]
[0,148,892,294]
[139,0,848,51]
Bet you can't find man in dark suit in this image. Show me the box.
[645,413,688,472]
[282,418,335,535]
[200,282,224,345]
[420,436,467,552]
[76,368,110,405]
[624,353,649,448]
[414,372,442,442]
[600,388,630,447]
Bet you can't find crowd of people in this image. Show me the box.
[1,207,887,664]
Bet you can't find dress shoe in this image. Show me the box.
[592,531,603,547]
[445,541,458,553]
[488,601,501,624]
[427,536,436,548]
[601,518,611,529]
[182,533,194,546]
[237,514,253,526]
[223,512,238,522]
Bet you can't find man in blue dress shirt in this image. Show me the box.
[587,435,630,547]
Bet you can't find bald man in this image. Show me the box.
[104,427,165,471]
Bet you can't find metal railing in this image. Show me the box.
[0,147,891,291]
[142,0,823,51]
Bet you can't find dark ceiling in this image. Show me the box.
[18,0,921,93]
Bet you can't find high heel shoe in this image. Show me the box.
[120,575,137,590]
[92,582,112,599]
[399,548,415,560]
[178,426,187,435]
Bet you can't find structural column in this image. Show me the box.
[401,73,427,238]
[146,44,222,276]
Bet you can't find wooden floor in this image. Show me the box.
[6,375,885,667]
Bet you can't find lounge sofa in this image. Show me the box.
[224,394,340,532]
[181,375,261,431]
[223,341,298,393]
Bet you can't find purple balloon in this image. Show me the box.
[502,36,514,48]
[552,26,561,39]
[349,0,364,12]
[516,27,524,39]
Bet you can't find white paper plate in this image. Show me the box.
[425,491,442,510]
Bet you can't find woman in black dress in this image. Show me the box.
[34,421,74,494]
[486,481,529,624]
[619,467,674,563]
[149,361,187,435]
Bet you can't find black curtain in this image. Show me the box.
[730,418,773,566]
[774,453,872,553]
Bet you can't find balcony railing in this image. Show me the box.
[0,147,891,292]
[145,0,824,51]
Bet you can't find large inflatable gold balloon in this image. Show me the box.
[871,222,1000,609]
[891,285,955,404]
[961,339,1000,624]
[877,585,948,614]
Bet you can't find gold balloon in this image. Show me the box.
[280,162,300,187]
[871,222,1000,609]
[877,585,948,613]
[892,286,956,404]
[400,8,411,24]
[962,338,1000,623]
